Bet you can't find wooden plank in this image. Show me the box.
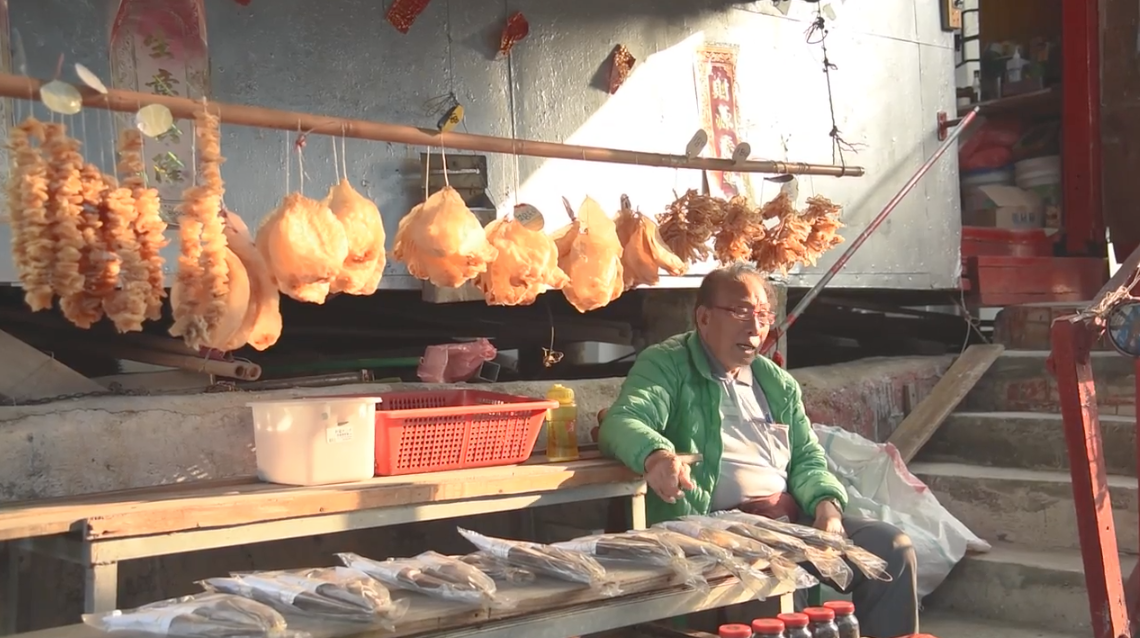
[0,458,640,542]
[0,329,102,402]
[888,344,1005,463]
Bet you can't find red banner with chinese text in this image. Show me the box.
[694,43,754,202]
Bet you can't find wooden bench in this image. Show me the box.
[9,567,792,638]
[0,455,649,632]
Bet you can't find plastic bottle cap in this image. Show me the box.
[546,383,575,403]
[804,607,836,623]
[823,600,856,615]
[776,612,809,627]
[750,618,786,634]
[718,624,753,638]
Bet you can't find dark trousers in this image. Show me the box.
[793,515,919,638]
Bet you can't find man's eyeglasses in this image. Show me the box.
[714,306,777,325]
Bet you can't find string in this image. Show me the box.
[341,127,348,180]
[331,132,340,182]
[804,11,863,172]
[284,131,290,195]
[422,147,430,202]
[440,134,450,187]
[295,124,304,194]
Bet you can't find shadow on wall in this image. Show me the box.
[7,0,948,285]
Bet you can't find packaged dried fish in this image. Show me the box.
[683,516,819,588]
[552,531,707,589]
[716,510,889,581]
[201,566,407,627]
[642,527,780,598]
[458,527,620,596]
[709,513,854,589]
[82,592,301,638]
[458,552,537,584]
[338,551,511,608]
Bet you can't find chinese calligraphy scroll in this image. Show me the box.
[694,43,754,201]
[110,0,209,223]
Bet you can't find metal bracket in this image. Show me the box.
[936,111,962,142]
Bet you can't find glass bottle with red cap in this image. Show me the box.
[823,600,859,638]
[719,624,753,638]
[750,618,786,638]
[803,607,839,638]
[776,612,812,638]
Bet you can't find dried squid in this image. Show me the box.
[392,185,497,288]
[474,216,569,306]
[713,196,766,266]
[553,197,624,313]
[256,192,349,304]
[324,179,386,296]
[656,189,725,265]
[800,195,845,266]
[752,191,811,275]
[615,195,687,289]
[170,109,233,348]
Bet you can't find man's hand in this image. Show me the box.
[813,499,845,536]
[643,450,695,504]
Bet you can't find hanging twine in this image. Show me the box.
[804,12,864,173]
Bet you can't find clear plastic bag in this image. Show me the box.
[719,510,891,582]
[710,512,854,589]
[681,516,819,589]
[82,592,300,638]
[643,527,781,598]
[337,551,511,609]
[457,528,620,596]
[458,552,536,584]
[552,531,707,590]
[201,567,408,627]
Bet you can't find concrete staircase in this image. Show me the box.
[912,314,1139,635]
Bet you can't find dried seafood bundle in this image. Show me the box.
[458,527,620,595]
[475,216,569,306]
[800,195,846,266]
[703,513,852,589]
[392,185,497,288]
[338,550,508,608]
[458,552,536,584]
[680,515,818,588]
[82,592,294,638]
[201,567,407,626]
[553,530,706,588]
[324,179,386,296]
[117,128,169,322]
[223,211,283,351]
[552,197,624,313]
[656,189,725,264]
[256,192,349,304]
[640,527,781,597]
[615,195,687,289]
[7,118,49,309]
[713,196,766,265]
[170,109,237,348]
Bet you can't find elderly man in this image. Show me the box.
[599,263,918,638]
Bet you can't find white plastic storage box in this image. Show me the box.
[248,396,381,486]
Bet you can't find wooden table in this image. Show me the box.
[0,456,649,631]
[9,566,792,638]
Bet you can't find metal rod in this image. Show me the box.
[766,107,980,350]
[0,73,865,178]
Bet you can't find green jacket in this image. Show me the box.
[599,331,848,526]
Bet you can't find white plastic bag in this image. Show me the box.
[812,423,992,598]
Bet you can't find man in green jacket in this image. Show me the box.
[599,263,918,638]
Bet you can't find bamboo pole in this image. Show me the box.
[0,73,865,178]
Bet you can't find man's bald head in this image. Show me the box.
[695,262,775,314]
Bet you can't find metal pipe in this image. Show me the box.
[0,72,865,178]
[765,107,981,351]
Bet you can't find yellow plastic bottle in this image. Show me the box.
[545,384,580,462]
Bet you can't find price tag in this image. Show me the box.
[326,422,354,444]
[514,203,545,231]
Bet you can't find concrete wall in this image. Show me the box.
[0,354,950,631]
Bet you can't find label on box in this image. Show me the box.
[326,423,354,444]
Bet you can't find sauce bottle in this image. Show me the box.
[719,624,753,638]
[804,607,839,638]
[823,601,859,638]
[545,384,579,461]
[751,618,786,638]
[776,613,811,638]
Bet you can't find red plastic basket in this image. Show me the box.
[371,389,557,476]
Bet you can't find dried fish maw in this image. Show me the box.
[475,218,569,306]
[392,186,497,288]
[325,179,386,296]
[616,202,687,289]
[223,211,282,351]
[558,197,624,313]
[169,247,250,351]
[256,192,349,304]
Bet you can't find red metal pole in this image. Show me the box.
[1050,319,1130,638]
[1061,0,1103,255]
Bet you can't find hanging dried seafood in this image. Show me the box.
[324,179,386,296]
[656,189,725,265]
[712,196,766,266]
[800,195,845,265]
[224,211,283,351]
[169,109,244,349]
[392,185,497,288]
[8,118,52,311]
[475,216,569,306]
[615,195,687,289]
[553,197,624,313]
[116,129,168,322]
[256,192,349,305]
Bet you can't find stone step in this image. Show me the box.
[915,411,1137,476]
[962,350,1135,414]
[911,461,1139,553]
[923,543,1136,634]
[920,609,1083,638]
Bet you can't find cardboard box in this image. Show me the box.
[966,185,1044,229]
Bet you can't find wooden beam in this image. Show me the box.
[888,344,1005,463]
[0,329,102,403]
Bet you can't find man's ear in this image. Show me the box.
[694,306,710,328]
